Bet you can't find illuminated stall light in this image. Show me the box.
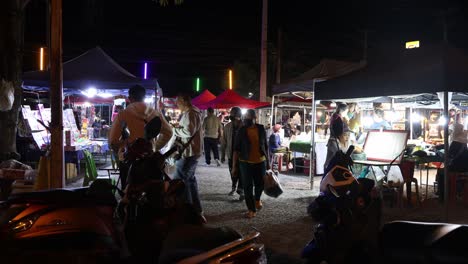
[363,116,374,128]
[144,96,155,104]
[40,47,44,71]
[144,63,148,79]
[196,77,200,92]
[405,40,420,49]
[411,113,422,123]
[81,87,97,98]
[229,69,233,90]
[98,92,113,98]
[438,116,447,126]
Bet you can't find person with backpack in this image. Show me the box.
[109,85,173,188]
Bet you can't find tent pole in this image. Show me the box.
[49,0,64,188]
[443,90,449,221]
[273,106,282,124]
[409,106,413,140]
[303,107,306,132]
[309,80,316,189]
[270,95,275,127]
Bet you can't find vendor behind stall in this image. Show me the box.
[370,108,391,130]
[436,119,468,200]
[330,103,349,137]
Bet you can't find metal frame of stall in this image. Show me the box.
[270,80,317,189]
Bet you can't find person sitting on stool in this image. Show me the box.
[269,124,291,168]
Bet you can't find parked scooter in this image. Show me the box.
[302,144,468,264]
[302,145,382,264]
[0,117,266,263]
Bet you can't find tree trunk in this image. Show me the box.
[0,0,27,161]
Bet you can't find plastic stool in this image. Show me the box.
[271,153,284,172]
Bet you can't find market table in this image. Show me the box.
[289,139,327,175]
[23,140,109,180]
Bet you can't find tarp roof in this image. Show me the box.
[22,46,159,96]
[272,59,366,95]
[63,95,116,105]
[316,44,468,100]
[191,90,216,108]
[197,89,270,110]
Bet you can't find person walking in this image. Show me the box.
[221,107,244,200]
[109,85,173,189]
[203,107,222,166]
[173,94,205,221]
[232,109,270,218]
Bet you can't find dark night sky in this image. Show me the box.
[22,0,468,96]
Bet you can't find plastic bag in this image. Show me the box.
[0,79,15,111]
[263,170,283,198]
[367,167,386,182]
[386,166,403,184]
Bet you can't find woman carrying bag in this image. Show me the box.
[232,109,270,219]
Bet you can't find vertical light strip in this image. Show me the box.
[144,62,148,79]
[229,69,232,90]
[196,77,200,92]
[40,47,44,71]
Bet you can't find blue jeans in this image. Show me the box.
[239,161,266,212]
[174,156,202,213]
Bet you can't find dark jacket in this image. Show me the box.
[234,124,269,164]
[330,113,348,138]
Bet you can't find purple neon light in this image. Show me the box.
[144,63,148,79]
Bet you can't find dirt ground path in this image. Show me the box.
[196,163,468,263]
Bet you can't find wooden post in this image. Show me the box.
[276,27,281,84]
[259,0,268,102]
[309,80,316,189]
[443,90,449,221]
[49,0,64,188]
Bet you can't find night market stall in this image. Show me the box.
[18,47,161,184]
[192,89,216,108]
[315,43,468,213]
[271,59,365,180]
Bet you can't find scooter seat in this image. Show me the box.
[380,221,468,264]
[159,225,242,264]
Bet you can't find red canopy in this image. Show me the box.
[191,90,216,107]
[198,89,270,110]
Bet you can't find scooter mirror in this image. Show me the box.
[144,117,162,140]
